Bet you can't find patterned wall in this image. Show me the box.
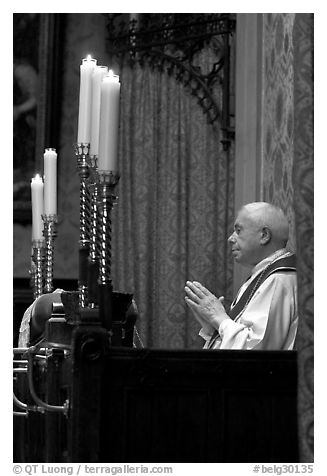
[262,13,296,250]
[263,13,314,461]
[292,14,314,462]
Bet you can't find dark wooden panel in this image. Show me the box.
[14,341,298,463]
[121,388,211,461]
[97,349,298,462]
[222,389,298,462]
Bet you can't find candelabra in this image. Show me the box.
[42,215,58,293]
[96,170,120,334]
[30,240,45,299]
[74,143,91,308]
[87,155,99,308]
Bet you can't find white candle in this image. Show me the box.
[98,70,121,171]
[90,65,108,156]
[43,148,57,215]
[31,174,44,241]
[77,55,97,144]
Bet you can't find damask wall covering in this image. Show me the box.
[262,13,314,461]
[262,13,296,250]
[292,14,314,463]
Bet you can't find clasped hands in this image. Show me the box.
[184,281,229,333]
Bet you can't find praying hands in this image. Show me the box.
[184,281,229,333]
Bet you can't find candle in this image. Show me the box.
[98,70,121,171]
[31,174,44,241]
[77,55,97,144]
[43,148,57,215]
[90,65,108,156]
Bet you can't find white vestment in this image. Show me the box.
[199,249,298,350]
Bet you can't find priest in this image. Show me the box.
[185,202,298,350]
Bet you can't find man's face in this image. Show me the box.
[228,209,263,267]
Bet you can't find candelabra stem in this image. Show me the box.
[30,240,45,299]
[74,143,92,308]
[98,189,113,286]
[87,259,99,307]
[79,241,89,308]
[96,171,120,335]
[87,158,100,307]
[42,215,58,294]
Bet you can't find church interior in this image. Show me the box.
[13,13,313,464]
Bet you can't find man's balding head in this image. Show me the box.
[241,202,289,248]
[228,202,290,267]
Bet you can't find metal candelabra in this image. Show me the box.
[74,143,91,308]
[87,155,100,308]
[96,170,120,334]
[42,215,58,293]
[30,239,45,299]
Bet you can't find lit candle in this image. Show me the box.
[98,70,121,171]
[90,65,108,156]
[31,174,44,241]
[43,148,57,215]
[77,55,97,144]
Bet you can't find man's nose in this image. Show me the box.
[228,232,236,243]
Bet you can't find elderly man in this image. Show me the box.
[184,202,298,350]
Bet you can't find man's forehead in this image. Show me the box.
[235,209,248,223]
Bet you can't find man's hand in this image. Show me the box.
[184,281,229,330]
[186,302,214,334]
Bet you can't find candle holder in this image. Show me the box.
[30,240,45,299]
[42,215,58,294]
[87,155,99,308]
[74,143,91,308]
[96,170,120,333]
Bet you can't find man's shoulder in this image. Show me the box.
[263,270,297,293]
[266,252,296,277]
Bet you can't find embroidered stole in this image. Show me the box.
[207,254,296,349]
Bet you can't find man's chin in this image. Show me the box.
[232,254,248,267]
[232,251,241,262]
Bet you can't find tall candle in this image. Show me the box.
[31,174,44,241]
[90,65,108,156]
[77,55,97,144]
[44,148,57,215]
[98,70,121,171]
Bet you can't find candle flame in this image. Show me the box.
[32,173,42,183]
[108,69,114,77]
[86,54,92,61]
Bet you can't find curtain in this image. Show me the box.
[111,50,234,349]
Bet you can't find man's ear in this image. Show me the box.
[260,226,272,245]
